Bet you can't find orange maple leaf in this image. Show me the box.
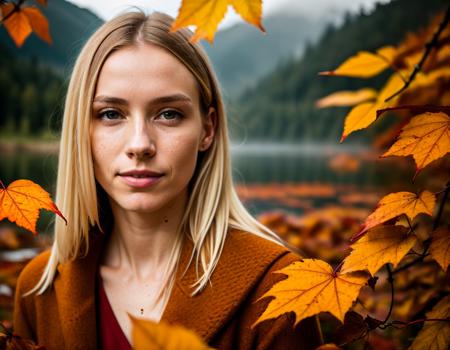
[1,4,52,47]
[0,179,66,235]
[252,259,368,327]
[130,315,212,350]
[382,112,450,179]
[429,227,450,271]
[341,225,418,275]
[352,191,435,241]
[171,0,264,43]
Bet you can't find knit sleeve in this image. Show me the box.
[13,251,50,342]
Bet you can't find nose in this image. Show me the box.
[125,116,156,160]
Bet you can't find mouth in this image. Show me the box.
[118,170,163,188]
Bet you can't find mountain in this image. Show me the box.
[202,13,327,98]
[0,0,103,72]
[231,0,448,143]
[0,0,103,137]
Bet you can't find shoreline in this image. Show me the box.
[0,139,60,154]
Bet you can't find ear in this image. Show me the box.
[199,107,217,151]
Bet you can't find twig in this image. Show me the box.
[0,0,25,23]
[385,6,450,102]
[380,317,450,329]
[383,264,394,323]
[376,105,450,118]
[433,181,450,231]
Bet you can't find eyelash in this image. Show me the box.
[97,109,183,123]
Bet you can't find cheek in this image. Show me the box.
[90,128,120,177]
[166,133,201,178]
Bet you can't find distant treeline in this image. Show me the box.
[0,45,65,137]
[230,0,447,143]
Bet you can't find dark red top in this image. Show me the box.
[97,277,132,350]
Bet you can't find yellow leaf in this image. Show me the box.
[0,179,66,235]
[341,74,404,141]
[230,0,264,31]
[341,226,418,275]
[1,4,32,47]
[376,45,397,62]
[354,191,435,239]
[316,88,377,108]
[130,315,212,350]
[172,0,263,43]
[319,51,392,78]
[341,102,376,142]
[429,227,450,271]
[382,112,450,177]
[22,7,52,44]
[408,295,450,350]
[316,344,342,350]
[253,259,368,326]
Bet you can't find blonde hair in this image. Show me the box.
[31,11,286,300]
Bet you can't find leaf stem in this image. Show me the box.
[385,5,450,102]
[432,181,450,231]
[383,264,394,324]
[381,317,450,329]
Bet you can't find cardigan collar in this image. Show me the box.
[54,229,289,348]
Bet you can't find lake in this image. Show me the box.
[0,142,411,234]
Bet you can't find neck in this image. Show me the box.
[101,192,187,282]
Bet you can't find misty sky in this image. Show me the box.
[67,0,392,29]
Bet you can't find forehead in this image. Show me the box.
[95,43,200,103]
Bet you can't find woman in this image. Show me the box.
[13,11,322,350]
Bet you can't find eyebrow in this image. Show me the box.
[93,93,193,106]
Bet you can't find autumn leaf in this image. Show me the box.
[130,315,212,350]
[319,47,395,78]
[252,259,368,327]
[408,295,450,350]
[1,4,51,47]
[332,311,369,346]
[316,88,377,108]
[1,4,32,47]
[0,180,66,235]
[429,227,450,271]
[352,191,436,241]
[341,226,418,275]
[382,112,450,178]
[0,331,46,350]
[340,74,404,141]
[171,0,263,43]
[315,344,342,350]
[22,7,52,44]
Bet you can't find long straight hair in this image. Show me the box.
[30,11,286,301]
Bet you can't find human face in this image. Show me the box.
[90,43,215,215]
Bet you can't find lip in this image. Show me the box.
[118,169,163,188]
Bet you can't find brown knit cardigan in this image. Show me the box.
[13,229,323,349]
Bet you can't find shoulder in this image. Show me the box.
[223,228,300,272]
[16,250,51,294]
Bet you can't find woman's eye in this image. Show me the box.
[158,110,182,121]
[99,110,122,120]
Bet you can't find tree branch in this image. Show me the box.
[385,6,450,102]
[383,264,394,323]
